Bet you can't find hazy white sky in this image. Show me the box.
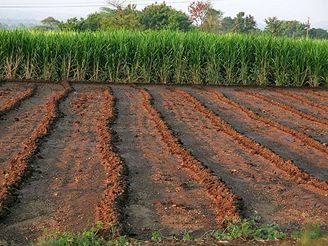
[0,0,327,28]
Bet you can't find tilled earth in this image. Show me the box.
[0,82,327,245]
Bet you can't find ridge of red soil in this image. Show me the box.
[243,91,328,126]
[95,89,127,231]
[278,90,328,112]
[206,89,328,154]
[175,89,328,195]
[0,86,36,116]
[0,84,72,217]
[140,88,241,224]
[310,91,328,99]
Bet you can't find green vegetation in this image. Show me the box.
[292,224,328,246]
[210,218,286,241]
[151,230,163,242]
[34,222,128,246]
[0,29,327,86]
[1,221,325,245]
[25,1,327,40]
[1,1,328,39]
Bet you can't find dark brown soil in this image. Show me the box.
[0,84,65,193]
[0,84,111,244]
[184,87,328,182]
[0,84,36,116]
[256,89,328,122]
[146,86,328,229]
[221,88,328,145]
[0,83,327,245]
[112,86,219,239]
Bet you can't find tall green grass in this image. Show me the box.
[0,29,327,86]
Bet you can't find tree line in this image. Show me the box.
[30,1,328,39]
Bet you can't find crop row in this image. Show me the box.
[0,30,327,86]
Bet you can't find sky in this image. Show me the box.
[0,0,327,29]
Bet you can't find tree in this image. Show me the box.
[220,17,234,32]
[58,17,85,31]
[188,1,211,26]
[141,3,192,31]
[201,8,223,32]
[41,17,60,29]
[309,28,328,39]
[265,17,282,35]
[81,12,107,31]
[279,20,306,37]
[233,12,257,33]
[264,18,306,38]
[100,4,141,30]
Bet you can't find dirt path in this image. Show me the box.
[221,88,328,145]
[0,84,63,183]
[184,88,328,181]
[0,85,111,245]
[147,86,328,230]
[111,86,218,239]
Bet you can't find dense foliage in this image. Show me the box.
[23,1,327,40]
[0,30,327,86]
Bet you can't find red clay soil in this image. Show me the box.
[140,88,240,224]
[194,88,328,182]
[1,84,328,244]
[147,86,328,228]
[0,83,32,104]
[179,88,328,188]
[0,86,36,116]
[206,89,328,155]
[0,84,114,244]
[220,88,328,145]
[242,90,328,126]
[0,84,71,216]
[257,90,328,122]
[297,91,328,107]
[308,90,328,101]
[0,84,69,213]
[95,88,126,231]
[111,86,220,239]
[277,90,328,112]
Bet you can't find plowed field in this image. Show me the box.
[0,82,327,245]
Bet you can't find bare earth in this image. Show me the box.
[0,82,327,245]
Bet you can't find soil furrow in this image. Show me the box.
[0,85,62,167]
[149,86,328,229]
[310,91,328,100]
[221,89,328,146]
[277,90,328,112]
[111,86,220,239]
[0,85,112,245]
[299,91,328,107]
[220,88,328,147]
[140,88,240,223]
[95,88,127,231]
[0,83,31,102]
[242,90,328,126]
[0,84,72,218]
[205,89,328,155]
[174,89,328,193]
[261,90,328,121]
[195,88,328,181]
[0,86,36,116]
